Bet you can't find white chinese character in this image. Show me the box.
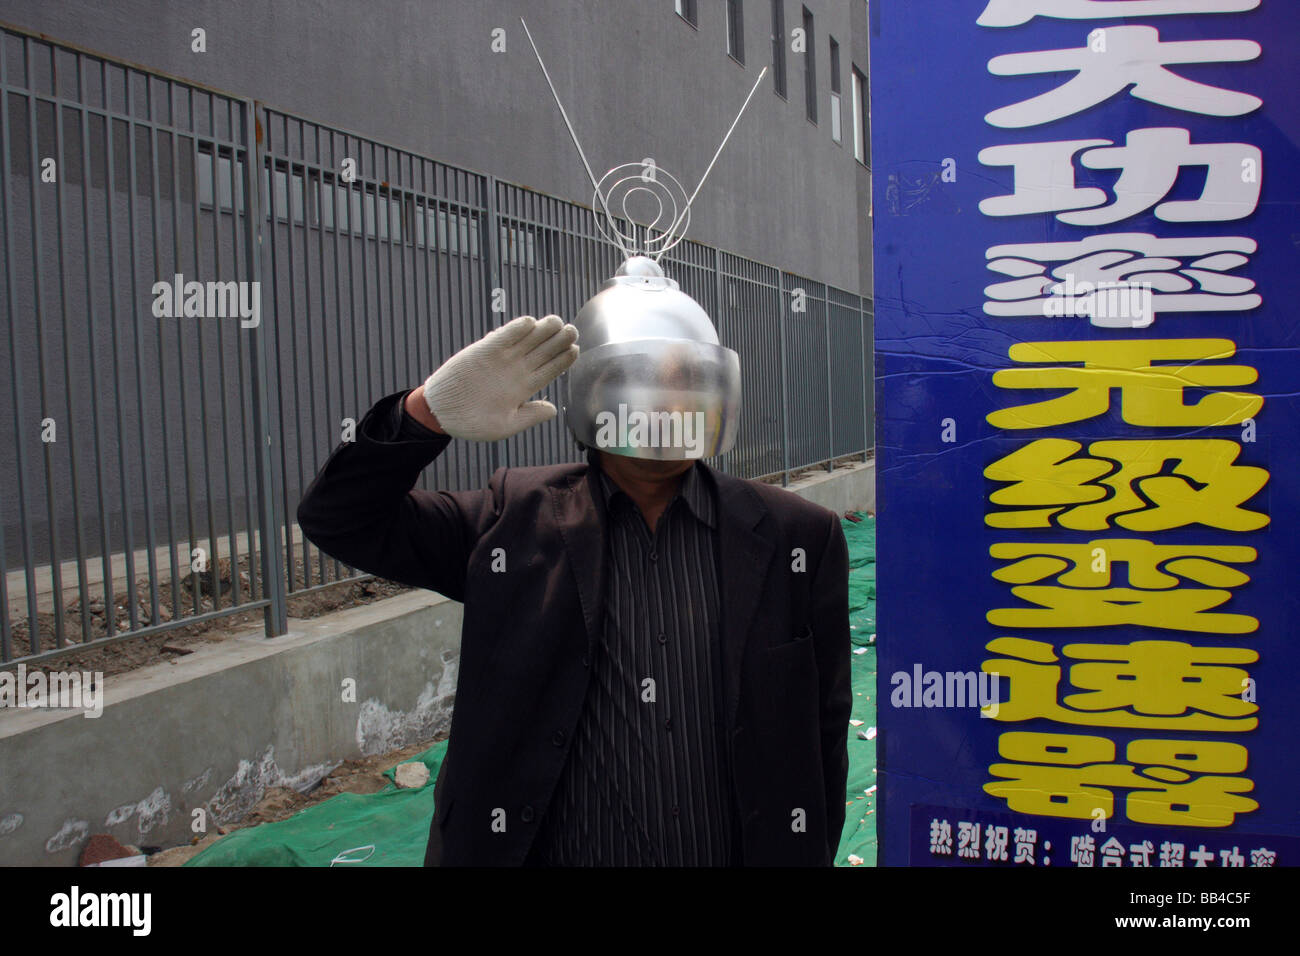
[979,139,1110,217]
[1190,844,1216,867]
[1013,827,1038,864]
[1159,841,1186,867]
[983,233,1259,325]
[980,129,1261,224]
[978,0,1259,29]
[1249,847,1276,867]
[1129,840,1155,867]
[1219,845,1245,867]
[930,818,954,855]
[1071,834,1097,867]
[987,26,1260,128]
[986,825,1010,862]
[958,821,983,859]
[1100,836,1126,867]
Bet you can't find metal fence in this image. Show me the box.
[0,25,874,666]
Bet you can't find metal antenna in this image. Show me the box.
[655,66,768,263]
[520,18,632,259]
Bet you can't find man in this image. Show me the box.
[297,268,851,867]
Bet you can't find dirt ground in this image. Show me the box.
[764,452,872,487]
[9,553,412,679]
[147,736,444,867]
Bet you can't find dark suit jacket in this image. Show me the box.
[296,389,852,866]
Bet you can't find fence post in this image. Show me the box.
[242,100,287,637]
[712,245,730,474]
[778,270,791,487]
[480,173,502,471]
[824,284,833,472]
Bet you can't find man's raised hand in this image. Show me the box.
[418,314,579,441]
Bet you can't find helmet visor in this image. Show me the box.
[564,339,741,460]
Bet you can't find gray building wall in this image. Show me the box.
[1,0,871,294]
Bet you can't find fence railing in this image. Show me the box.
[0,25,874,666]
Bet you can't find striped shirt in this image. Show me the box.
[531,452,735,865]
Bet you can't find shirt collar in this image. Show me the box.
[588,448,716,529]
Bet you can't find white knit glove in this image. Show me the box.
[421,314,579,441]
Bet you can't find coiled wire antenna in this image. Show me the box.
[592,162,692,260]
[520,18,767,264]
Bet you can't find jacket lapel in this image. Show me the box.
[702,464,773,729]
[552,459,608,655]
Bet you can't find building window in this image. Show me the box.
[262,161,304,224]
[852,65,870,167]
[770,0,787,97]
[726,0,745,64]
[675,0,698,27]
[829,36,842,144]
[802,6,816,123]
[196,143,245,214]
[424,206,479,257]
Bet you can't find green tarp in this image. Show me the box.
[837,513,878,867]
[186,745,447,866]
[188,514,877,867]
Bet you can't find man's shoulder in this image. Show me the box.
[495,461,588,491]
[709,468,839,527]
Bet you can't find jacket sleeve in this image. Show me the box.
[296,388,500,605]
[811,510,852,864]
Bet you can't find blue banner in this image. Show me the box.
[872,1,1299,866]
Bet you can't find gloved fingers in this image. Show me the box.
[514,313,565,356]
[489,314,538,348]
[511,399,559,431]
[526,343,580,392]
[525,321,578,366]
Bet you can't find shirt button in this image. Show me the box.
[552,730,566,747]
[581,654,590,668]
[664,717,672,730]
[649,550,658,562]
[672,806,680,817]
[657,632,667,645]
[521,805,536,823]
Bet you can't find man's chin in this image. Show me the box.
[599,451,694,480]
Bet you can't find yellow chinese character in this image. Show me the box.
[986,731,1142,820]
[1065,640,1257,717]
[986,438,1268,531]
[986,732,1257,826]
[981,636,1257,731]
[988,338,1260,429]
[988,539,1258,634]
[1125,739,1258,827]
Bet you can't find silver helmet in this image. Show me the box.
[562,256,741,460]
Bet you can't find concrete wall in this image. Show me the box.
[0,590,462,865]
[785,457,875,517]
[0,463,873,865]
